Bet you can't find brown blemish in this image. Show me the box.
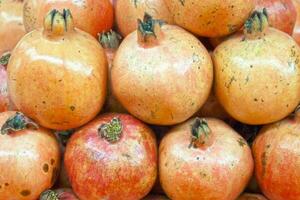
[43,163,49,173]
[51,159,55,165]
[237,138,246,147]
[20,190,31,196]
[4,183,8,186]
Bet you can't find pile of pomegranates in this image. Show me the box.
[1,0,300,199]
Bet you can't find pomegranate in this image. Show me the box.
[8,9,107,130]
[164,0,254,37]
[112,14,213,125]
[213,9,300,125]
[0,111,60,200]
[252,109,300,200]
[23,0,113,37]
[64,113,157,200]
[159,118,254,200]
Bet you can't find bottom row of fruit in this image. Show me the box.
[0,110,298,200]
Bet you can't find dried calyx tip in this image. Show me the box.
[98,117,123,143]
[0,52,11,66]
[137,12,165,42]
[44,8,74,36]
[1,112,38,135]
[189,118,211,148]
[99,30,122,49]
[40,190,59,200]
[244,8,268,35]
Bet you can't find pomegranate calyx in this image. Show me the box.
[189,118,211,148]
[1,112,38,135]
[39,189,59,200]
[98,117,123,143]
[0,52,11,67]
[44,9,74,37]
[137,13,164,43]
[244,8,269,39]
[99,30,122,49]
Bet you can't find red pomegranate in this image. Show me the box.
[253,109,300,200]
[64,113,157,200]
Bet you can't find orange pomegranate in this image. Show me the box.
[23,0,113,37]
[0,111,60,200]
[252,109,300,200]
[213,10,300,125]
[0,0,26,56]
[159,118,254,200]
[8,9,107,130]
[293,0,300,44]
[112,14,213,125]
[164,0,254,37]
[99,30,127,113]
[237,193,267,200]
[115,0,174,36]
[64,113,157,200]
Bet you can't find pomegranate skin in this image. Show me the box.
[64,113,157,200]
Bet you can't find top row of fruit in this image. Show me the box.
[1,0,300,57]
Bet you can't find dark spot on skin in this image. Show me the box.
[42,101,46,104]
[199,172,207,178]
[20,190,31,196]
[250,65,253,68]
[254,98,258,102]
[43,163,49,173]
[0,185,2,189]
[58,79,62,82]
[122,153,131,159]
[286,104,289,107]
[165,162,168,167]
[51,167,59,185]
[237,138,246,147]
[4,183,8,186]
[70,106,75,111]
[196,157,200,160]
[51,159,55,165]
